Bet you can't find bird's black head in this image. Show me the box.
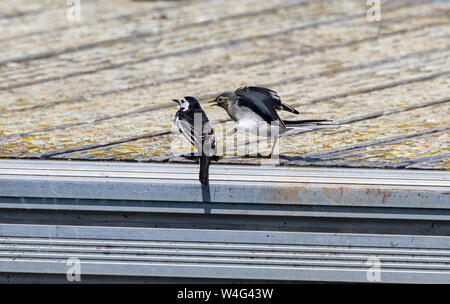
[173,96,201,111]
[208,92,234,110]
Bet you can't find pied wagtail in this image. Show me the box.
[209,86,338,157]
[173,96,216,185]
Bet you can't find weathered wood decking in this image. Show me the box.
[0,0,449,169]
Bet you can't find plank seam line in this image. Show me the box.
[403,152,450,168]
[289,126,450,160]
[312,130,450,162]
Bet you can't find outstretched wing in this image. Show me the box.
[236,86,299,114]
[235,86,286,128]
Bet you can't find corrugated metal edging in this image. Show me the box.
[0,159,449,283]
[0,224,449,283]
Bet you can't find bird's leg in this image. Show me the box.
[267,136,278,158]
[227,127,237,136]
[253,136,278,158]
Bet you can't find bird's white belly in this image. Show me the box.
[236,118,285,137]
[232,106,286,137]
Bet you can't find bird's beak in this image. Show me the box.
[173,99,180,104]
[207,99,218,106]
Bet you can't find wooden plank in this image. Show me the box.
[1,23,448,115]
[0,0,331,63]
[0,0,191,58]
[0,29,448,138]
[0,1,443,100]
[48,96,449,164]
[1,74,447,159]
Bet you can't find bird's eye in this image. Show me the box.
[218,98,222,102]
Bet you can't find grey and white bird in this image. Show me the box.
[209,86,338,157]
[173,96,216,185]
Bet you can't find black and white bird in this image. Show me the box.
[173,96,216,185]
[209,86,338,157]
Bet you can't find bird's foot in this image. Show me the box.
[180,153,198,160]
[240,153,273,159]
[226,128,237,136]
[258,153,273,159]
[210,155,222,161]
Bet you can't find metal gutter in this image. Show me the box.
[0,159,448,208]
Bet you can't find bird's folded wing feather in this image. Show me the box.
[175,116,216,155]
[202,120,217,155]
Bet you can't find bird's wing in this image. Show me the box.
[202,120,216,156]
[235,86,286,128]
[236,86,299,114]
[175,113,216,155]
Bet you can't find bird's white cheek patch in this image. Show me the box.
[181,103,189,111]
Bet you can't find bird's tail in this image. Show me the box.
[283,119,341,130]
[199,154,210,186]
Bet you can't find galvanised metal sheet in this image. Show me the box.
[0,159,448,209]
[0,224,449,283]
[0,159,449,283]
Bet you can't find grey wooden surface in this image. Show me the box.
[0,0,449,169]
